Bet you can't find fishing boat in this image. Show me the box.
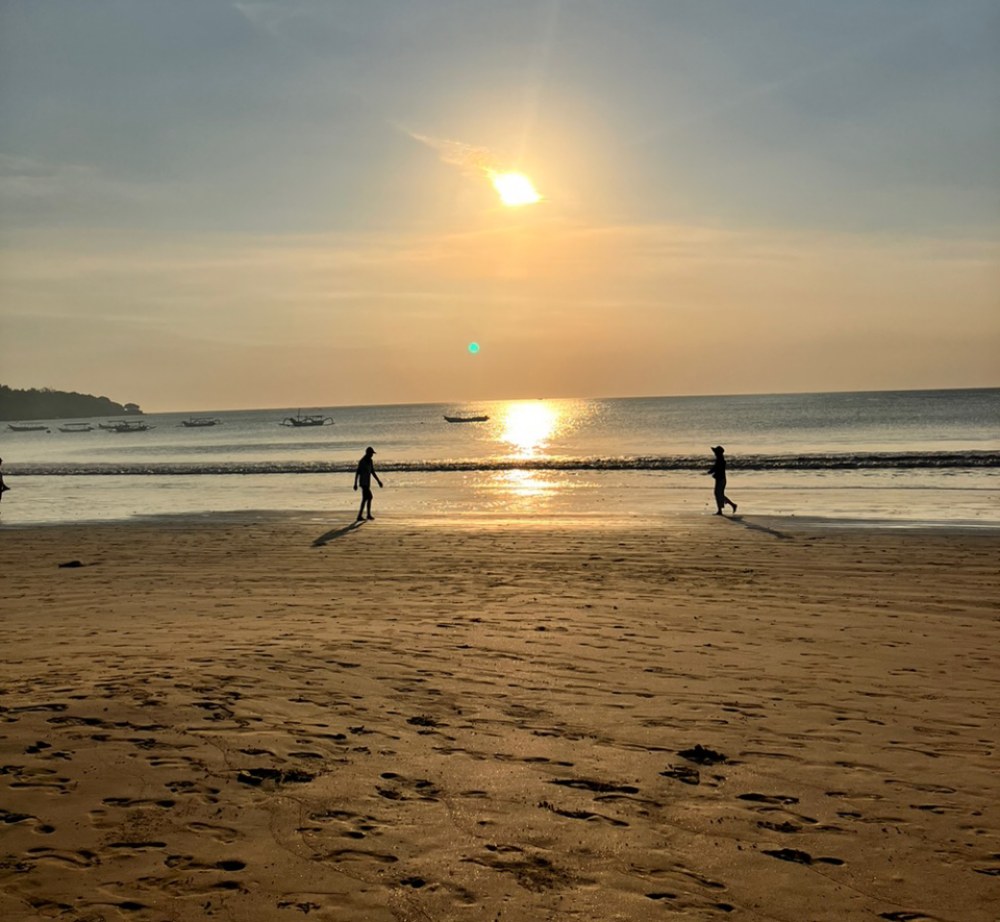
[180,417,221,427]
[444,414,490,423]
[280,410,333,427]
[6,423,49,432]
[106,420,153,432]
[58,422,95,433]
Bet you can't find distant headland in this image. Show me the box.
[0,385,141,422]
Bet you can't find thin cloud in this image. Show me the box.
[231,1,298,37]
[406,131,506,176]
[405,130,543,205]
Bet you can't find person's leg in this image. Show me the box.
[714,484,725,515]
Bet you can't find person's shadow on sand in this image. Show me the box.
[724,515,793,541]
[312,520,365,547]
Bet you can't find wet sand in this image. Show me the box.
[1,513,998,921]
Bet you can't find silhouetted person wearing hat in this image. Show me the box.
[354,446,382,521]
[707,446,737,515]
[0,458,9,504]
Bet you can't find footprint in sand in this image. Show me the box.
[24,847,100,868]
[1,765,74,794]
[757,820,801,834]
[878,913,939,921]
[376,772,440,802]
[549,778,640,795]
[660,765,701,785]
[762,847,844,866]
[102,796,176,809]
[305,809,381,841]
[165,855,247,872]
[463,844,575,892]
[236,767,315,788]
[677,744,728,765]
[0,808,56,835]
[538,800,629,827]
[321,848,398,865]
[0,808,34,825]
[186,822,240,844]
[10,703,69,716]
[163,779,221,804]
[738,792,799,805]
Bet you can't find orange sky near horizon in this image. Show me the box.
[2,217,995,412]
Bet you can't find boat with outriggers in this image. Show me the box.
[106,420,153,433]
[180,417,222,428]
[280,410,333,427]
[6,422,50,432]
[58,422,95,433]
[443,414,490,423]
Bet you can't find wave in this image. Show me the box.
[9,451,998,476]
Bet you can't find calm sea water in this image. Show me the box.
[1,389,997,527]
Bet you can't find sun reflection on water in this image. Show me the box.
[488,400,575,510]
[496,468,554,500]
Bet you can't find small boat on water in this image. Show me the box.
[281,410,333,427]
[180,417,222,428]
[7,423,49,432]
[106,420,153,432]
[444,414,490,423]
[58,422,95,433]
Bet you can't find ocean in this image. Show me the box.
[1,388,997,527]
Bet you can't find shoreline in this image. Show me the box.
[3,506,1000,534]
[1,465,998,530]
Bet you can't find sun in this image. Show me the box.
[489,171,541,207]
[501,402,558,456]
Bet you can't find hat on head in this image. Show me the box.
[711,445,724,454]
[365,446,375,455]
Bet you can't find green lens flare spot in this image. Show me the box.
[468,342,480,354]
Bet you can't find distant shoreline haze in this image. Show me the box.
[114,384,1000,416]
[0,385,141,421]
[1,384,997,420]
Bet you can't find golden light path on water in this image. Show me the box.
[493,401,565,503]
[499,468,552,500]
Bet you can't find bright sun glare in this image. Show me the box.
[489,171,541,207]
[501,402,558,456]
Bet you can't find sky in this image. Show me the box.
[1,0,997,412]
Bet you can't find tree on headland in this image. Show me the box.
[0,385,141,421]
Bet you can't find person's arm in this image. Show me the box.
[373,466,383,488]
[353,466,359,490]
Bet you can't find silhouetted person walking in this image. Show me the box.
[707,445,737,515]
[354,446,382,521]
[0,458,9,503]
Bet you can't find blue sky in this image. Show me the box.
[1,0,997,410]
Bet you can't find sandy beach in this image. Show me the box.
[1,512,998,921]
